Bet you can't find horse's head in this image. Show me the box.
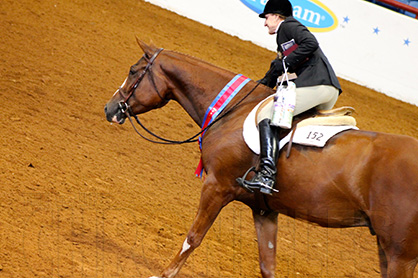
[105,39,171,124]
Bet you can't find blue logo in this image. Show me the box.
[240,0,338,32]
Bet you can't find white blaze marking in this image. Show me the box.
[268,241,274,249]
[121,77,127,88]
[180,238,191,255]
[113,77,128,96]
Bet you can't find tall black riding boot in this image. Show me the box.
[237,118,280,195]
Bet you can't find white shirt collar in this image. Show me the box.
[275,20,283,34]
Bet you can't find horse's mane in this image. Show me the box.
[141,40,239,76]
[164,49,235,75]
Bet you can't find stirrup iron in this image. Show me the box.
[236,167,257,193]
[236,167,279,194]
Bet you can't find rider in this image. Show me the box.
[237,0,342,195]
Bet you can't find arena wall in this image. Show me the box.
[145,0,418,106]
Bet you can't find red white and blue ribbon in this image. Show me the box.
[195,74,251,177]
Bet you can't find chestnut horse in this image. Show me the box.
[104,40,418,278]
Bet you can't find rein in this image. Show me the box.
[120,49,264,145]
[124,81,263,145]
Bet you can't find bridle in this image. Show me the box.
[118,48,166,114]
[116,48,202,145]
[116,48,265,145]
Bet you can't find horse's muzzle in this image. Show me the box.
[104,102,127,124]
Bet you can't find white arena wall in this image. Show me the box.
[145,0,418,106]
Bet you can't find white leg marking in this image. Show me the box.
[268,241,274,249]
[180,238,191,255]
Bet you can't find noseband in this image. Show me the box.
[118,48,166,114]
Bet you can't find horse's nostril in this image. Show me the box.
[104,105,108,114]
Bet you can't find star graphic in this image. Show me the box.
[404,38,411,46]
[343,16,350,23]
[373,27,380,34]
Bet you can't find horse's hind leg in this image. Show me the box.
[386,256,417,278]
[376,234,418,278]
[253,210,279,278]
[377,237,388,278]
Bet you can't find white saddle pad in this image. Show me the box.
[243,100,358,154]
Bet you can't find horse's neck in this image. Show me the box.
[167,54,237,127]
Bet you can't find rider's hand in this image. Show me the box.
[259,59,285,89]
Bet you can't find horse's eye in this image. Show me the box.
[129,66,136,75]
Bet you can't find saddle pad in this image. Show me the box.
[243,98,358,154]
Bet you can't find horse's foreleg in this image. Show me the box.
[253,209,279,278]
[157,182,232,278]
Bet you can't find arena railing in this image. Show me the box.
[372,0,418,18]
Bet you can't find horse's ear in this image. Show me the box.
[136,37,156,57]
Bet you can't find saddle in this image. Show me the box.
[243,102,357,156]
[282,107,356,157]
[295,107,356,127]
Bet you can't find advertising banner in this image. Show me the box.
[145,0,418,105]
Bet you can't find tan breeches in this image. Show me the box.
[256,85,339,124]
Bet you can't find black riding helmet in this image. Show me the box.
[259,0,293,18]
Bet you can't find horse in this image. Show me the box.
[104,39,418,278]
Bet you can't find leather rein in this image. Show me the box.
[118,48,263,145]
